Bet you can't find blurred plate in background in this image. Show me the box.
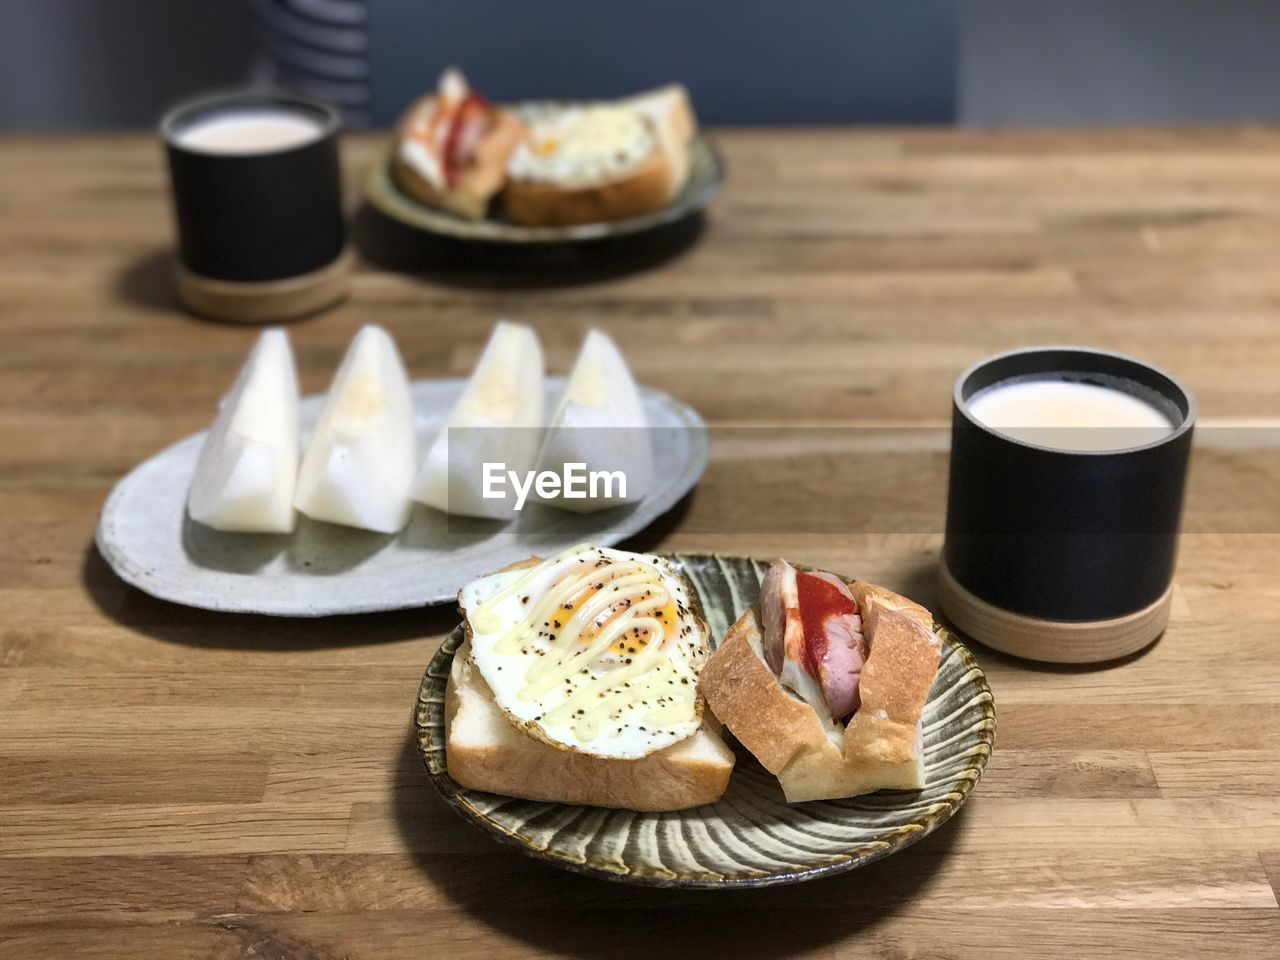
[365,134,723,243]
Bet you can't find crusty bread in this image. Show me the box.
[392,98,527,221]
[620,84,697,196]
[698,580,941,803]
[445,639,734,811]
[503,148,674,227]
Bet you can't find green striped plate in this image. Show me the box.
[366,134,723,243]
[414,553,995,888]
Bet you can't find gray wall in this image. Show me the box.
[6,0,1280,131]
[369,0,957,125]
[0,0,252,131]
[963,0,1280,126]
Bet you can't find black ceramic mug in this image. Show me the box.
[160,89,348,322]
[939,346,1196,663]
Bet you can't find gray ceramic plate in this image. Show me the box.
[415,554,996,888]
[365,134,724,242]
[95,378,706,616]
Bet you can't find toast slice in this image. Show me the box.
[503,86,698,227]
[445,639,734,811]
[503,148,674,227]
[620,84,697,196]
[699,580,941,803]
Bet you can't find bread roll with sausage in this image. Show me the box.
[698,561,941,803]
[393,68,527,221]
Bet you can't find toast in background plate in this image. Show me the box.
[503,85,698,226]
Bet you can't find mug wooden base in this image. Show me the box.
[937,558,1172,664]
[174,247,352,324]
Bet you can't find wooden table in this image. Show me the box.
[2,129,1278,958]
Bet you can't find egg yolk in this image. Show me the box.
[607,596,677,654]
[540,577,677,654]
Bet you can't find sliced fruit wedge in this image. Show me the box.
[413,320,544,518]
[535,329,652,513]
[294,325,417,533]
[187,328,300,534]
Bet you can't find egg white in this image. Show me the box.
[508,105,654,186]
[460,545,707,760]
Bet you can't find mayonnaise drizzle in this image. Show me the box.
[470,545,700,744]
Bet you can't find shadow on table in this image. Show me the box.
[81,544,456,651]
[112,205,705,314]
[392,733,963,959]
[612,491,694,556]
[351,202,706,291]
[116,249,182,313]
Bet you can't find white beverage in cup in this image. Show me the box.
[966,378,1177,452]
[172,109,325,155]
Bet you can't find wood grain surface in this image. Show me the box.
[2,129,1279,958]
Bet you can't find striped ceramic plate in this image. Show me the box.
[414,553,995,888]
[366,133,724,242]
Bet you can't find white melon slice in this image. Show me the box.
[535,329,652,513]
[293,325,417,533]
[413,321,544,518]
[187,329,300,534]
